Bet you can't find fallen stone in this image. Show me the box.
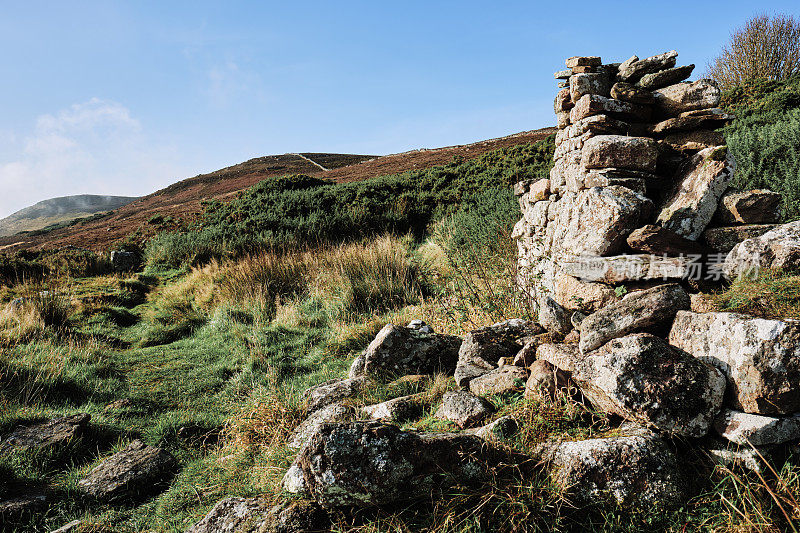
[714,189,782,225]
[354,324,462,379]
[512,340,539,367]
[186,497,329,533]
[76,440,176,501]
[289,403,355,450]
[454,319,541,387]
[610,81,655,104]
[662,129,725,152]
[361,394,425,423]
[469,366,528,397]
[581,135,657,172]
[714,408,800,446]
[703,224,777,253]
[657,146,734,240]
[536,343,580,373]
[303,376,369,413]
[561,254,697,284]
[263,500,330,533]
[295,421,519,508]
[536,426,686,508]
[579,284,690,353]
[537,295,571,336]
[653,79,721,116]
[552,272,618,313]
[617,50,678,82]
[525,359,569,399]
[670,311,800,414]
[627,224,708,256]
[434,391,495,428]
[0,413,90,453]
[0,492,47,519]
[566,56,601,68]
[570,95,651,124]
[467,415,518,442]
[723,221,800,279]
[637,64,695,89]
[573,333,725,436]
[570,72,611,103]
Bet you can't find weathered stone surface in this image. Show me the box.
[76,440,176,501]
[561,114,632,139]
[296,421,518,508]
[469,366,527,397]
[657,146,734,240]
[554,88,572,113]
[573,333,725,436]
[570,94,651,123]
[289,403,355,449]
[662,129,725,152]
[548,187,654,257]
[362,394,424,423]
[529,178,550,202]
[627,224,709,256]
[706,442,779,475]
[570,72,611,103]
[581,135,657,172]
[525,359,568,399]
[406,319,433,333]
[303,376,369,413]
[434,391,494,428]
[354,324,462,379]
[561,254,697,284]
[110,250,140,272]
[610,81,655,104]
[690,293,718,313]
[723,221,800,279]
[580,284,689,353]
[538,295,571,336]
[650,110,733,134]
[282,464,308,495]
[554,69,571,79]
[454,319,541,387]
[566,56,601,68]
[186,497,329,533]
[0,492,47,519]
[714,408,800,446]
[584,171,646,194]
[637,64,694,89]
[552,272,618,313]
[617,50,678,82]
[703,224,777,253]
[670,311,800,414]
[536,427,686,508]
[0,413,89,453]
[714,189,782,225]
[556,111,570,128]
[653,79,721,116]
[50,519,82,533]
[536,343,580,373]
[468,415,518,442]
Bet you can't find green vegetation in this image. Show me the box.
[723,75,800,221]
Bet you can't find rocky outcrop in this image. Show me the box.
[76,440,176,501]
[723,221,800,279]
[572,334,725,436]
[670,311,800,414]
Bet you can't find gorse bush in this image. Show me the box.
[145,138,555,267]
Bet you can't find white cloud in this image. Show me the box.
[0,98,185,219]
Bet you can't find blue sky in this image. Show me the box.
[1,1,798,218]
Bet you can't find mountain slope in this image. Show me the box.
[0,194,139,237]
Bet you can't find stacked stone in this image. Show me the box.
[514,50,742,308]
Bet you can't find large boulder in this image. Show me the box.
[579,284,690,353]
[714,190,782,225]
[723,221,800,279]
[572,333,725,436]
[294,421,519,508]
[536,425,686,508]
[76,440,176,501]
[434,391,495,428]
[669,311,800,415]
[657,146,734,240]
[580,135,658,172]
[653,79,721,116]
[714,408,800,446]
[351,324,462,379]
[453,319,540,387]
[0,413,89,453]
[703,224,777,253]
[302,376,369,413]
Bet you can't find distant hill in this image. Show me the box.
[0,194,139,237]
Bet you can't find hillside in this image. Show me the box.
[0,194,138,238]
[0,129,554,253]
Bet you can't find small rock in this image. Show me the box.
[703,224,777,253]
[468,366,528,397]
[282,464,308,494]
[626,224,709,256]
[468,416,518,442]
[0,492,47,519]
[50,519,82,533]
[714,408,800,446]
[289,403,355,449]
[434,391,495,428]
[707,443,776,475]
[264,500,330,533]
[186,497,271,533]
[554,69,572,79]
[355,324,462,379]
[535,343,580,373]
[723,220,800,278]
[570,72,611,103]
[610,81,655,104]
[714,189,782,225]
[581,135,658,172]
[580,284,690,353]
[302,376,368,413]
[0,413,90,453]
[566,56,601,68]
[663,129,725,152]
[525,360,568,399]
[561,255,696,284]
[537,295,571,336]
[570,94,652,123]
[406,319,433,334]
[552,273,618,313]
[361,394,425,423]
[76,440,177,501]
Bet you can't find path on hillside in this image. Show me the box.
[290,153,329,172]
